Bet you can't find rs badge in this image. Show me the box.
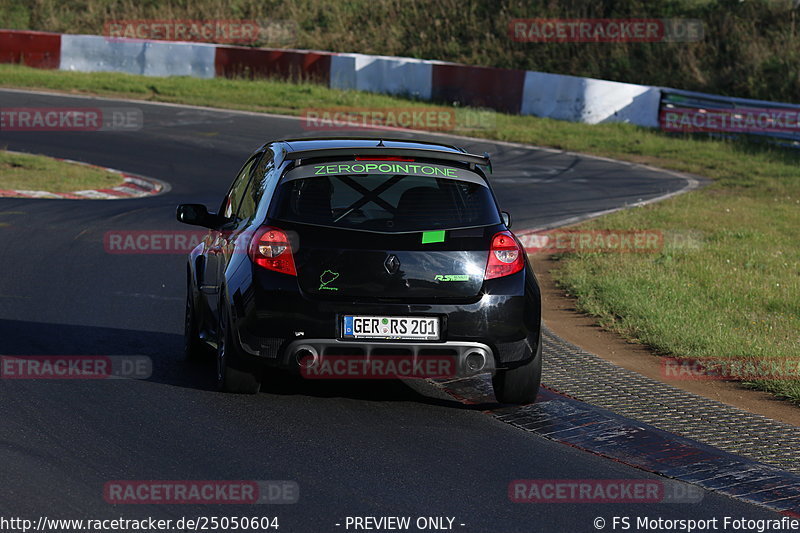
[434,275,469,282]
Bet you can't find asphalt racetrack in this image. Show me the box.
[0,89,783,532]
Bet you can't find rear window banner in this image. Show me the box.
[283,161,484,185]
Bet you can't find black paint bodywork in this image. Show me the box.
[182,138,542,374]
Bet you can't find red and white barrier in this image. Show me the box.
[432,63,526,114]
[521,71,661,127]
[330,53,435,99]
[0,30,60,69]
[60,34,216,78]
[214,45,332,83]
[0,28,663,128]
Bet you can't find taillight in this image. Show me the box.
[485,231,524,280]
[248,227,297,276]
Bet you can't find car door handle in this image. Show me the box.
[199,284,218,294]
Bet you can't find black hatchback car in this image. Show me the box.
[177,138,542,403]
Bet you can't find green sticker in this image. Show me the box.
[319,270,340,291]
[421,230,446,244]
[435,275,469,282]
[314,163,458,177]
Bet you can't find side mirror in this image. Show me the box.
[501,211,512,228]
[177,204,220,228]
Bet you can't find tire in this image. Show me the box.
[184,276,209,362]
[216,311,262,394]
[492,338,542,404]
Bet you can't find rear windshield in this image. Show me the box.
[271,162,500,232]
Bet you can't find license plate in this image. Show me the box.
[342,316,440,340]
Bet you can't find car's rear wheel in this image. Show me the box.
[216,312,262,394]
[184,276,208,362]
[492,337,542,404]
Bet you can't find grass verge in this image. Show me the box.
[3,0,800,103]
[1,64,798,403]
[0,149,123,193]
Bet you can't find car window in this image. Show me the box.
[272,165,499,232]
[220,154,259,220]
[237,150,275,223]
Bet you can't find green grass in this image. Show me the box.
[0,65,481,126]
[0,149,123,192]
[1,63,798,403]
[3,0,800,102]
[550,192,800,404]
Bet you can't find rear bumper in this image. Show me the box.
[282,338,495,378]
[230,267,541,371]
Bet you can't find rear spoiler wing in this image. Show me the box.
[284,147,491,171]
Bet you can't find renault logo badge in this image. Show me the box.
[384,254,400,274]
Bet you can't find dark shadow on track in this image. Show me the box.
[0,318,498,408]
[258,368,501,410]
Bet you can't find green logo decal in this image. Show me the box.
[434,274,469,282]
[319,270,340,291]
[313,163,457,177]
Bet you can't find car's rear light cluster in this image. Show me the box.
[485,231,524,280]
[248,226,297,276]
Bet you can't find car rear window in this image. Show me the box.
[271,161,500,232]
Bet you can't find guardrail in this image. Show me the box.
[659,87,800,147]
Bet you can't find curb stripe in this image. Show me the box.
[0,151,166,200]
[435,379,800,514]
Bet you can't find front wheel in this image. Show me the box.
[216,313,262,394]
[492,338,542,404]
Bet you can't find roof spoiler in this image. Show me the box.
[285,147,491,169]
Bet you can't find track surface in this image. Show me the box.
[0,90,782,532]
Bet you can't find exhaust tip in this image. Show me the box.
[294,345,319,369]
[465,350,487,372]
